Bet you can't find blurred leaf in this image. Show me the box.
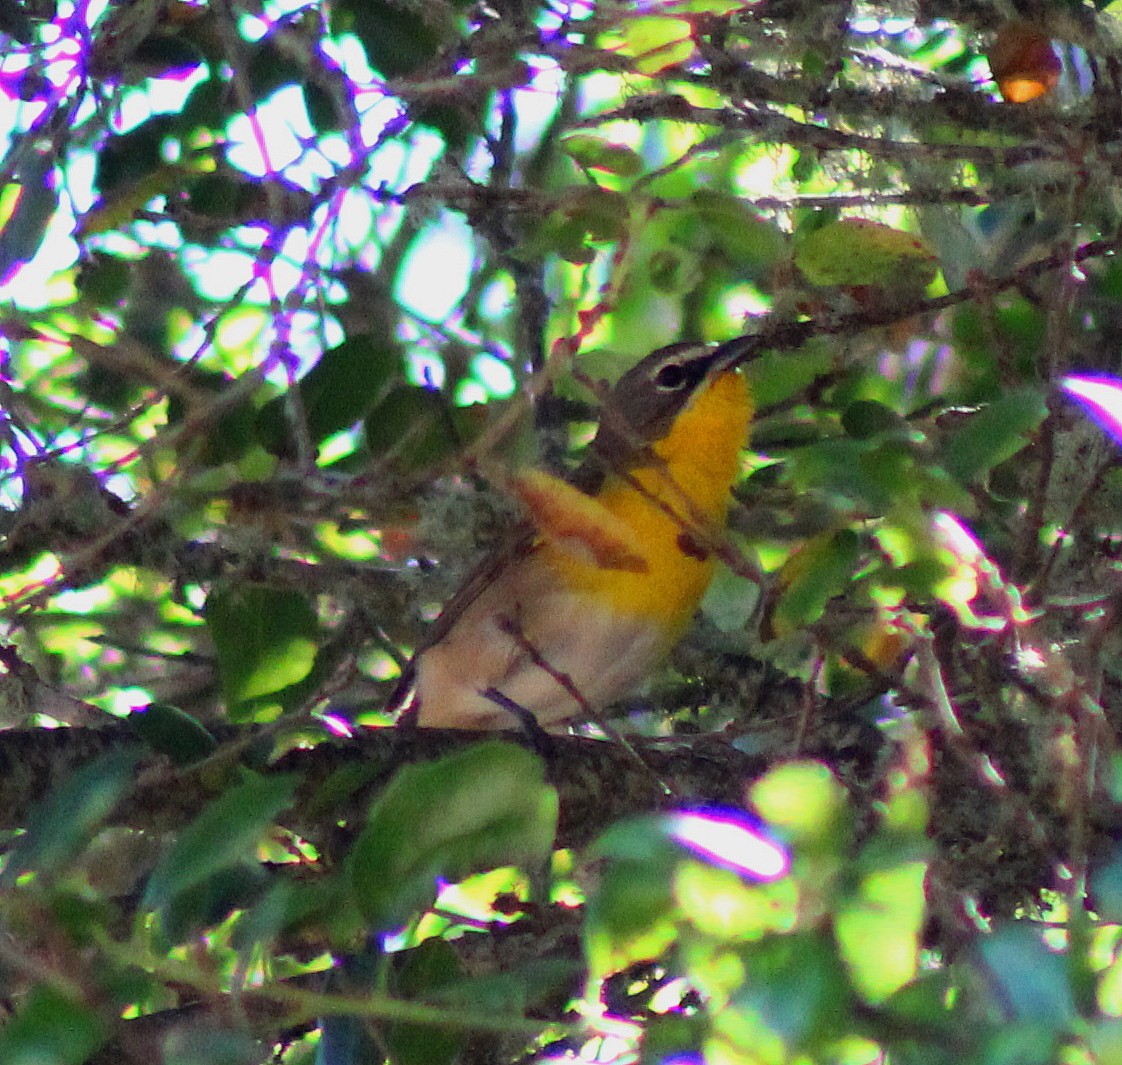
[160,863,270,944]
[166,367,260,467]
[256,335,401,457]
[93,114,176,198]
[978,1023,1063,1065]
[796,219,938,292]
[363,384,473,472]
[939,389,1048,483]
[978,923,1076,1026]
[349,741,557,929]
[641,1014,707,1065]
[144,772,297,912]
[842,399,910,440]
[128,702,217,766]
[162,1026,263,1065]
[383,940,465,1065]
[562,135,643,176]
[333,0,462,79]
[1,749,140,884]
[75,251,131,308]
[523,187,629,263]
[205,584,320,719]
[772,529,863,632]
[0,148,57,284]
[836,861,927,1001]
[750,761,850,842]
[0,984,106,1065]
[691,191,788,274]
[730,932,853,1050]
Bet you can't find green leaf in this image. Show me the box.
[0,985,106,1065]
[796,218,938,292]
[836,860,927,1001]
[1,748,140,884]
[205,584,320,720]
[691,191,788,274]
[977,924,1075,1027]
[842,399,910,440]
[256,335,401,457]
[383,941,465,1065]
[160,863,270,944]
[602,14,693,75]
[348,741,558,929]
[773,529,863,632]
[730,932,853,1050]
[128,703,217,766]
[363,384,462,472]
[939,388,1048,483]
[143,773,298,912]
[333,0,461,79]
[562,135,643,176]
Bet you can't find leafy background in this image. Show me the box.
[3,0,1122,1063]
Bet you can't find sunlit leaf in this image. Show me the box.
[562,135,643,177]
[205,584,320,719]
[796,219,938,292]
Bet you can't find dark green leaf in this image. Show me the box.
[128,702,217,766]
[333,0,461,79]
[143,773,298,911]
[383,941,465,1065]
[1,748,140,884]
[256,336,401,457]
[842,400,909,440]
[0,985,106,1065]
[160,863,270,944]
[349,741,557,929]
[363,384,460,471]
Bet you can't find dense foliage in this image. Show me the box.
[4,0,1122,1063]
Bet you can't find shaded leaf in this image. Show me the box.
[1,749,140,884]
[939,388,1048,483]
[349,742,558,929]
[143,772,298,911]
[0,985,106,1065]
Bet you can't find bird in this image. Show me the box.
[394,339,753,732]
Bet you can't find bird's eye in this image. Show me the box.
[654,361,690,391]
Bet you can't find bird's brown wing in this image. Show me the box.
[384,519,539,714]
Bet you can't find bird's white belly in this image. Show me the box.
[413,579,665,730]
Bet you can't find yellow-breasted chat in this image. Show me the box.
[393,340,753,731]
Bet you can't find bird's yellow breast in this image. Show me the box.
[541,368,751,636]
